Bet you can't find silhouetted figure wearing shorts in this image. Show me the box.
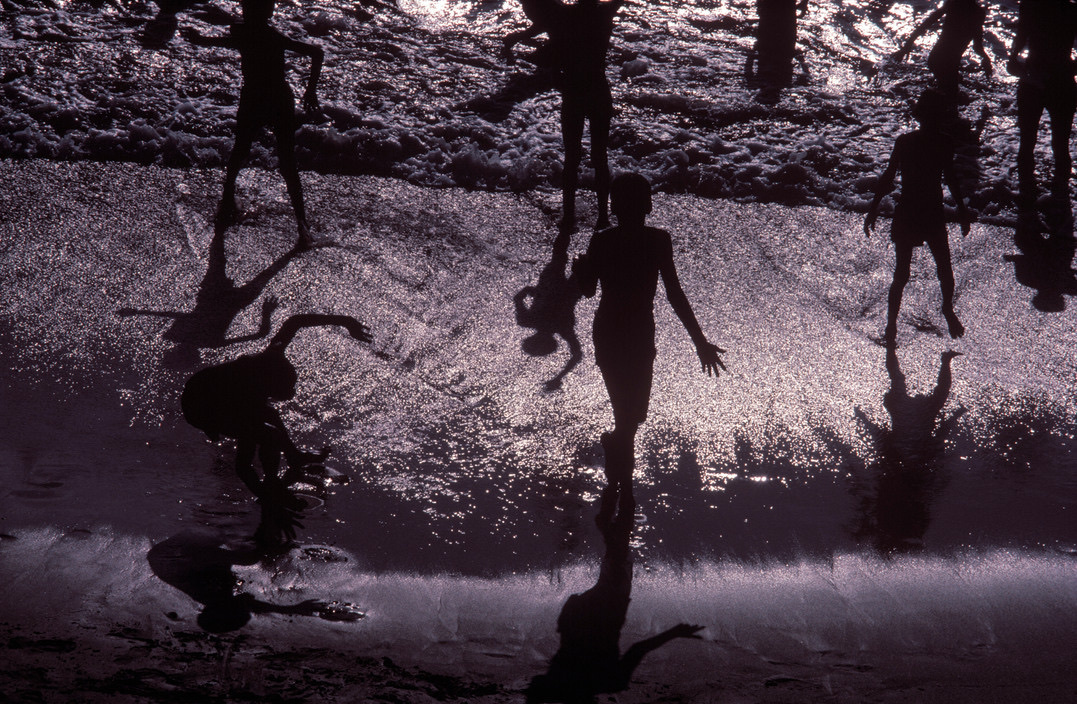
[893,0,992,97]
[531,0,625,229]
[574,174,725,513]
[184,0,323,249]
[1007,0,1077,212]
[182,314,371,506]
[746,0,808,89]
[865,89,971,347]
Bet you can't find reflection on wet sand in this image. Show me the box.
[852,348,963,555]
[527,499,702,703]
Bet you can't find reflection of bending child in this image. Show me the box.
[865,89,971,347]
[183,0,323,249]
[574,174,725,514]
[181,314,371,505]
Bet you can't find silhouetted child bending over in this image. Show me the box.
[574,173,725,513]
[893,0,992,97]
[865,89,971,347]
[531,0,625,229]
[182,314,371,505]
[183,0,323,250]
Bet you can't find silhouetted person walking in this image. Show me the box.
[525,512,702,702]
[531,0,625,229]
[574,174,725,513]
[181,314,371,507]
[183,0,323,249]
[892,0,992,97]
[1007,0,1077,216]
[865,89,972,347]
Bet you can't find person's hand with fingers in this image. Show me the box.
[696,341,726,377]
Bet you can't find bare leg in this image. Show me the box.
[220,119,257,227]
[927,234,963,338]
[235,439,263,497]
[591,102,612,229]
[1016,82,1045,210]
[886,243,913,345]
[1047,97,1075,199]
[561,99,585,228]
[273,119,312,248]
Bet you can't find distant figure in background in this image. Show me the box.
[745,0,808,92]
[574,173,725,516]
[525,511,703,702]
[865,89,972,347]
[1007,0,1077,216]
[531,0,626,229]
[181,314,371,509]
[514,231,584,390]
[892,0,992,97]
[183,0,323,250]
[853,348,963,555]
[502,0,549,64]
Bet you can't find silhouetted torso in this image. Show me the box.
[1020,0,1077,86]
[586,225,671,349]
[891,130,955,239]
[232,22,294,111]
[182,350,295,439]
[542,0,619,95]
[931,0,985,66]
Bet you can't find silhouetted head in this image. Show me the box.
[522,331,558,356]
[912,88,949,128]
[241,0,275,23]
[610,173,653,223]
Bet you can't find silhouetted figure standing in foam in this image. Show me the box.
[745,0,808,92]
[853,349,963,555]
[525,512,703,703]
[514,231,583,390]
[183,0,323,249]
[574,174,725,514]
[865,89,972,347]
[181,314,371,509]
[892,0,992,97]
[530,0,625,229]
[1007,0,1077,216]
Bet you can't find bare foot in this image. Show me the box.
[943,309,965,338]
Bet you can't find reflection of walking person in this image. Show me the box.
[182,0,324,250]
[530,0,625,230]
[573,174,725,515]
[865,89,972,347]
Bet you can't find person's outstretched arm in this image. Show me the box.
[865,143,899,236]
[181,26,236,49]
[893,6,944,61]
[283,35,324,112]
[269,314,372,352]
[618,624,703,683]
[658,233,726,377]
[572,236,600,298]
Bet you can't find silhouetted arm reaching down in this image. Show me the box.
[943,151,972,236]
[657,233,726,376]
[281,34,324,112]
[268,314,372,352]
[893,6,944,61]
[864,143,899,236]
